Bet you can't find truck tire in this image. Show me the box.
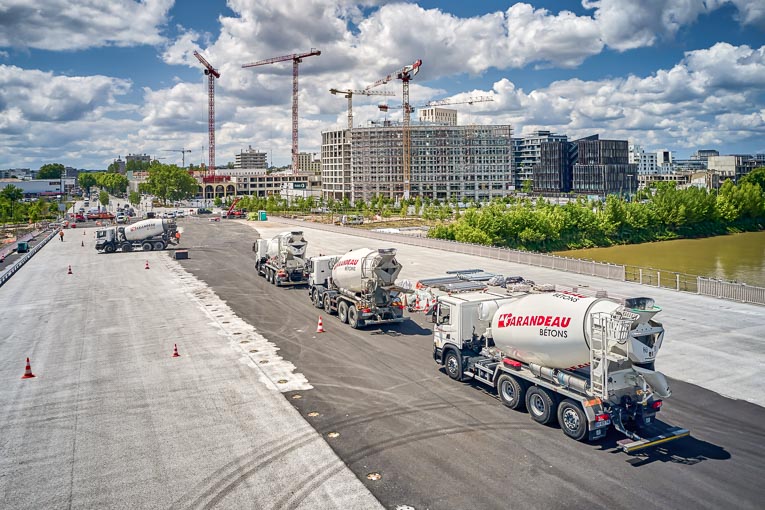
[323,293,334,314]
[525,386,558,426]
[312,289,323,309]
[497,374,526,411]
[444,349,463,381]
[121,243,132,252]
[348,305,363,329]
[557,399,587,441]
[337,301,349,324]
[153,241,165,251]
[142,242,153,251]
[104,244,115,254]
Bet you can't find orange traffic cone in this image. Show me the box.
[316,316,325,333]
[145,260,150,270]
[67,265,73,275]
[21,358,35,379]
[172,344,180,358]
[423,296,431,313]
[415,295,421,311]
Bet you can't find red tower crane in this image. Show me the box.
[366,59,422,199]
[329,88,396,129]
[242,49,321,174]
[193,51,220,177]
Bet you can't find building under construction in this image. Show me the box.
[321,122,513,202]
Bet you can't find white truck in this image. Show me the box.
[308,248,406,329]
[432,290,689,452]
[95,218,178,253]
[253,231,309,286]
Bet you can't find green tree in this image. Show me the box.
[739,167,765,190]
[521,180,533,194]
[38,163,65,179]
[99,190,109,207]
[142,163,198,205]
[129,191,141,207]
[1,184,24,221]
[78,173,97,195]
[214,196,222,207]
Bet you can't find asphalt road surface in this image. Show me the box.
[177,217,765,510]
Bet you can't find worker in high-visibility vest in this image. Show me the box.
[175,231,181,244]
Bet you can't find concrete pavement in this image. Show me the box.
[0,225,382,509]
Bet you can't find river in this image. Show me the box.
[554,230,765,288]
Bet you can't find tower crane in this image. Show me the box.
[365,59,422,199]
[378,95,494,112]
[193,51,221,176]
[242,49,321,174]
[329,88,396,129]
[163,149,192,167]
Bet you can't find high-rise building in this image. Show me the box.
[418,107,457,126]
[656,149,674,173]
[235,146,268,169]
[534,135,637,196]
[322,123,513,202]
[297,152,321,173]
[514,130,567,189]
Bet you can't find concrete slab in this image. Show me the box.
[0,226,382,509]
[246,218,765,407]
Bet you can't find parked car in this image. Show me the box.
[75,214,86,222]
[116,214,127,224]
[197,208,213,214]
[145,211,156,219]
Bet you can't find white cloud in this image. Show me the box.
[0,0,173,51]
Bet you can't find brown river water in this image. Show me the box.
[554,231,765,287]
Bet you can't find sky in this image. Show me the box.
[1,0,764,170]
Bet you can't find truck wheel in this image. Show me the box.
[121,243,132,252]
[312,289,323,309]
[153,241,165,251]
[348,305,362,329]
[525,387,558,426]
[337,301,349,324]
[444,349,463,381]
[142,242,153,251]
[497,374,526,411]
[104,244,115,254]
[323,293,334,314]
[557,399,587,441]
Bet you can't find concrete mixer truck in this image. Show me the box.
[432,290,688,452]
[308,248,406,329]
[95,218,178,253]
[253,231,309,286]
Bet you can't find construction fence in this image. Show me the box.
[274,217,765,307]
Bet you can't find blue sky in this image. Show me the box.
[1,0,764,170]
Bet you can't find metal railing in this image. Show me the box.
[273,216,765,306]
[0,228,58,289]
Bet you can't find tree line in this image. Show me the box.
[428,168,765,252]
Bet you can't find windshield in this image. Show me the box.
[96,230,106,239]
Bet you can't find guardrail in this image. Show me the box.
[0,228,58,289]
[273,216,765,307]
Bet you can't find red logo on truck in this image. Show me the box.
[496,313,572,328]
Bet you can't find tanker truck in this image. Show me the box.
[432,290,689,452]
[253,231,309,286]
[95,218,178,253]
[308,248,406,329]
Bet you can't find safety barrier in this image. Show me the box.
[0,228,58,289]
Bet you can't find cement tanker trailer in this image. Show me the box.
[253,231,309,286]
[432,290,688,452]
[308,248,406,329]
[95,218,177,253]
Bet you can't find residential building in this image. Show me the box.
[629,144,658,174]
[514,130,567,189]
[572,136,637,196]
[534,141,572,192]
[323,123,513,203]
[418,107,457,126]
[656,149,673,173]
[234,146,268,169]
[297,152,321,173]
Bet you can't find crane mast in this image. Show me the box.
[366,59,422,199]
[330,88,396,129]
[242,49,321,174]
[193,51,220,177]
